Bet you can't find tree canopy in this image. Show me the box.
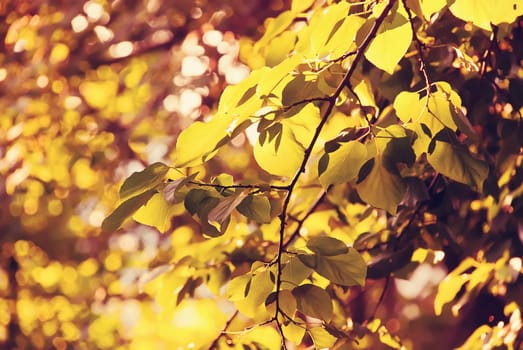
[1,0,523,349]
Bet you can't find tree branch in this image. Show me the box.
[272,0,398,342]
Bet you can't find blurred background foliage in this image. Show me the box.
[0,0,522,349]
[0,0,284,348]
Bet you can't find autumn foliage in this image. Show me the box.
[1,0,523,349]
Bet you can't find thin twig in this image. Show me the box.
[282,190,328,249]
[365,276,391,324]
[401,0,431,95]
[208,310,240,349]
[190,181,289,192]
[480,24,499,77]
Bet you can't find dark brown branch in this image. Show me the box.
[189,181,289,192]
[480,24,499,77]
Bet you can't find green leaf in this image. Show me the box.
[279,289,298,318]
[365,2,412,74]
[119,162,169,201]
[356,155,406,215]
[380,129,416,174]
[281,72,327,106]
[308,327,337,349]
[424,84,459,132]
[102,189,156,232]
[184,189,210,215]
[306,236,348,256]
[237,195,272,224]
[355,126,414,214]
[281,256,313,289]
[266,289,297,318]
[292,284,333,321]
[298,249,367,287]
[427,132,488,191]
[319,140,368,188]
[184,189,224,237]
[449,0,523,31]
[299,2,349,57]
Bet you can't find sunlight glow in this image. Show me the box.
[94,25,114,43]
[181,56,208,77]
[109,41,133,58]
[84,1,105,22]
[203,30,223,47]
[71,15,88,32]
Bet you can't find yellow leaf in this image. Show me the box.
[241,326,282,349]
[133,192,173,233]
[394,91,421,123]
[291,0,315,13]
[72,158,98,189]
[434,274,469,315]
[309,327,337,349]
[449,0,523,31]
[255,10,296,50]
[308,2,350,57]
[79,80,118,109]
[282,321,306,345]
[218,68,268,117]
[174,115,233,167]
[49,43,70,64]
[419,0,446,20]
[319,140,368,188]
[257,55,301,100]
[365,2,413,74]
[254,103,320,178]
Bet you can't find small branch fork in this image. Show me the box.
[209,1,400,348]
